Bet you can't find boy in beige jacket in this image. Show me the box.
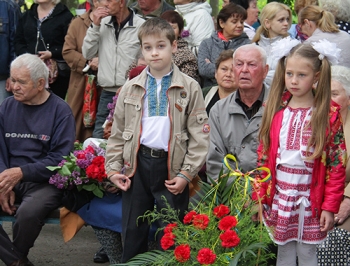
[105,17,209,262]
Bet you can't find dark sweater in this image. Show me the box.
[0,93,75,183]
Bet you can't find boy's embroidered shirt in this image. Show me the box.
[147,72,172,117]
[140,68,173,151]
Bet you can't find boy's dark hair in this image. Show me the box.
[138,17,176,45]
[160,10,185,33]
[215,49,234,70]
[217,3,247,31]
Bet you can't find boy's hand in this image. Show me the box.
[165,176,188,195]
[320,210,334,232]
[108,173,131,191]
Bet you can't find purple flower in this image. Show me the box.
[72,170,81,178]
[74,177,83,185]
[56,182,66,189]
[106,95,118,122]
[49,173,69,189]
[85,153,95,163]
[95,147,106,157]
[58,160,67,166]
[76,159,90,169]
[181,30,190,38]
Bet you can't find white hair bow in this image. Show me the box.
[311,39,341,65]
[271,36,301,62]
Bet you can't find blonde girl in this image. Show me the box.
[255,41,346,265]
[252,2,292,86]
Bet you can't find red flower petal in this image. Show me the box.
[183,210,197,224]
[218,216,238,231]
[220,229,241,248]
[197,248,216,265]
[213,204,230,218]
[192,214,210,230]
[174,244,191,263]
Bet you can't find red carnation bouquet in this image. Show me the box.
[125,160,274,265]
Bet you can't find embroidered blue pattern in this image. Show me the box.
[147,74,172,117]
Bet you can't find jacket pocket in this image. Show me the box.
[122,129,134,169]
[124,97,141,126]
[173,130,189,172]
[124,97,141,111]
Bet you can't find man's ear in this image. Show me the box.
[263,64,269,79]
[119,0,125,7]
[37,78,46,91]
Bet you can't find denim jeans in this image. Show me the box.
[0,79,12,104]
[92,90,116,138]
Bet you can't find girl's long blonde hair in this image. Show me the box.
[252,2,292,43]
[259,43,331,159]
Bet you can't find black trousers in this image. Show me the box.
[13,182,63,258]
[0,225,20,266]
[121,150,189,263]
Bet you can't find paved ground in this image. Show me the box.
[0,222,106,266]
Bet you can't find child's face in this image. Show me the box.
[141,34,177,78]
[285,55,319,100]
[264,9,290,38]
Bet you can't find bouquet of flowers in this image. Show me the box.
[122,155,273,265]
[48,141,107,198]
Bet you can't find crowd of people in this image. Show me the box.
[1,0,350,265]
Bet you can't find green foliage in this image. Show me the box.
[114,169,273,266]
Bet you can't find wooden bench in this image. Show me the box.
[0,207,61,225]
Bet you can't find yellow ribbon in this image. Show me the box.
[223,154,271,197]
